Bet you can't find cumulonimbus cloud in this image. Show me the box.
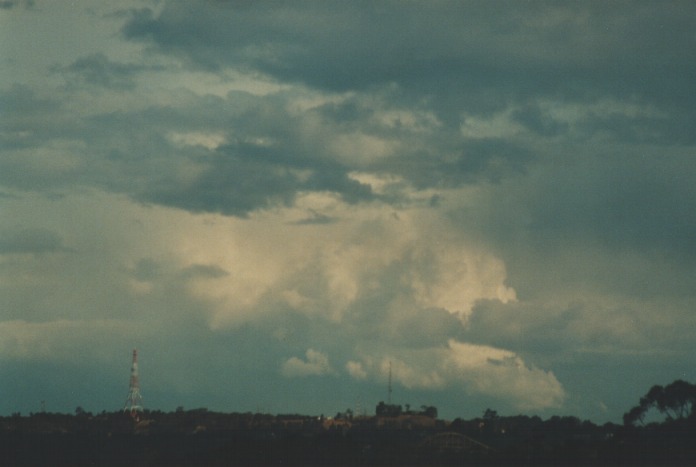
[179,193,516,329]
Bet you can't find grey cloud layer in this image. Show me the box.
[7,2,695,216]
[122,3,696,111]
[0,228,65,254]
[53,53,150,90]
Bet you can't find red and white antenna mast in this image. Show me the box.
[124,349,143,418]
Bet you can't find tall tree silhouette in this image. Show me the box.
[624,380,696,426]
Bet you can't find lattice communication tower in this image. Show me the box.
[123,349,143,418]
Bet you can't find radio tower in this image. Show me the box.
[388,360,393,404]
[124,349,143,419]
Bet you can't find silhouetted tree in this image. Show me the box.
[375,401,402,417]
[658,379,696,419]
[421,405,438,418]
[624,379,696,426]
[623,404,645,426]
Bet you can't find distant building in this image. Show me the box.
[375,401,402,417]
[375,402,438,419]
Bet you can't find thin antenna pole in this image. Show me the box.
[388,360,392,404]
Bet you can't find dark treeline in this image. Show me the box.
[1,380,695,466]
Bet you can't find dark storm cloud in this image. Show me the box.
[474,149,696,264]
[465,299,634,358]
[2,79,377,216]
[6,2,692,219]
[121,2,696,112]
[0,0,33,9]
[575,110,696,145]
[131,258,159,282]
[0,228,65,254]
[0,85,62,149]
[292,210,338,225]
[52,53,148,90]
[141,138,374,217]
[511,104,568,138]
[113,1,696,231]
[395,138,534,190]
[143,149,303,217]
[450,148,696,324]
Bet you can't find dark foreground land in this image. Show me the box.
[1,409,696,466]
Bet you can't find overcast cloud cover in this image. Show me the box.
[1,0,695,422]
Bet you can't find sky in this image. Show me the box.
[1,0,695,423]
